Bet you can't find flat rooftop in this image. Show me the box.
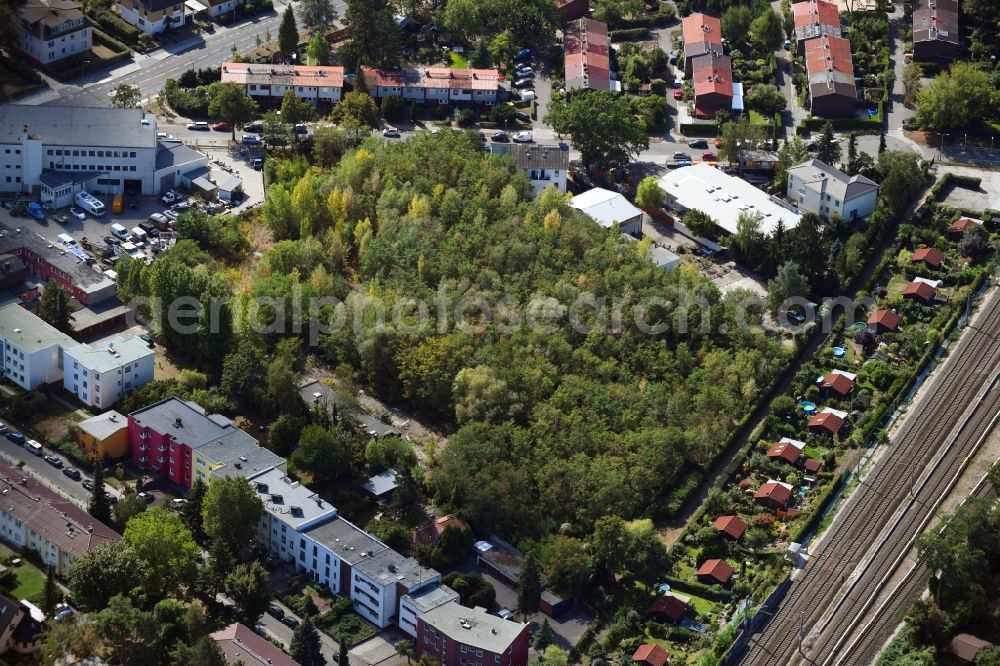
[0,224,116,301]
[353,547,439,592]
[64,334,153,372]
[0,303,75,354]
[420,603,526,654]
[0,106,156,149]
[198,429,285,480]
[403,582,460,614]
[303,515,387,565]
[253,468,337,530]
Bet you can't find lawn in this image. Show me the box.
[748,110,768,125]
[886,274,909,301]
[449,51,469,68]
[1,555,46,605]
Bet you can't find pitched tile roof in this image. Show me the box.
[804,459,823,473]
[211,622,300,666]
[912,0,959,48]
[713,515,747,540]
[821,371,855,397]
[413,515,471,547]
[696,558,734,585]
[808,407,846,433]
[793,0,841,42]
[17,0,84,28]
[768,440,804,465]
[646,595,688,623]
[950,217,976,234]
[632,644,670,666]
[361,66,500,92]
[690,52,733,98]
[804,35,857,101]
[867,308,900,331]
[755,480,794,506]
[221,62,344,89]
[948,633,992,663]
[911,247,945,268]
[903,280,936,303]
[564,18,611,91]
[682,13,723,60]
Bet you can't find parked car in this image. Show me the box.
[280,616,300,629]
[515,67,534,78]
[62,467,81,481]
[673,78,683,88]
[673,89,683,100]
[81,479,94,491]
[138,221,159,237]
[676,159,693,167]
[68,207,87,221]
[806,141,818,151]
[128,196,138,209]
[702,151,717,161]
[0,423,5,434]
[104,235,121,246]
[149,212,170,228]
[140,334,155,347]
[293,124,308,135]
[161,191,177,205]
[266,604,285,619]
[513,131,532,143]
[515,111,531,123]
[5,432,22,445]
[243,121,263,133]
[187,122,210,131]
[513,78,534,89]
[137,491,155,504]
[44,455,63,468]
[53,603,73,622]
[514,48,532,61]
[491,131,509,142]
[170,498,188,509]
[382,127,401,138]
[211,122,230,132]
[688,139,709,149]
[241,134,261,145]
[673,151,692,160]
[163,209,179,222]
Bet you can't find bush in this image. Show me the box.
[662,576,733,602]
[453,108,475,127]
[489,103,517,124]
[609,28,649,41]
[380,94,403,122]
[442,572,496,609]
[90,27,129,55]
[650,79,667,96]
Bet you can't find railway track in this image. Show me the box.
[735,287,1000,666]
[832,477,995,666]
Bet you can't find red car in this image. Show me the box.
[211,122,230,132]
[673,89,683,100]
[702,152,717,161]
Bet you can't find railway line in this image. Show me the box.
[735,286,1000,666]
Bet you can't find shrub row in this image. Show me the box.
[91,26,130,55]
[930,171,982,201]
[679,123,718,137]
[662,576,734,602]
[88,9,142,47]
[796,116,882,135]
[790,472,846,544]
[609,27,650,41]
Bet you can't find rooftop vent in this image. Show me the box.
[290,506,303,517]
[174,417,182,427]
[270,494,283,503]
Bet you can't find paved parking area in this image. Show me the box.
[939,167,1000,213]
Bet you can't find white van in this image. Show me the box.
[26,440,43,456]
[74,191,105,217]
[131,227,148,244]
[110,223,129,240]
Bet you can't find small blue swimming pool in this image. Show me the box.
[833,347,846,358]
[798,400,817,414]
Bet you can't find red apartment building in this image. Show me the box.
[416,603,529,666]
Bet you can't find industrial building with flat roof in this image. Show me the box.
[62,334,154,408]
[659,163,802,236]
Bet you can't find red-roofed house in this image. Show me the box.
[793,0,842,52]
[361,66,500,107]
[212,622,300,665]
[867,308,900,334]
[220,62,344,106]
[911,247,946,269]
[682,13,723,76]
[646,595,688,624]
[804,459,823,475]
[696,559,734,586]
[564,18,612,92]
[820,370,855,399]
[949,217,977,240]
[803,35,857,117]
[632,644,670,666]
[755,480,794,510]
[768,437,804,465]
[413,515,470,548]
[808,407,847,435]
[555,0,588,21]
[690,52,732,118]
[912,0,960,63]
[713,515,747,541]
[948,634,993,664]
[902,280,936,304]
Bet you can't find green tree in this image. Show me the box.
[843,132,858,175]
[123,507,199,598]
[878,151,923,215]
[766,261,809,316]
[719,118,768,167]
[902,62,921,108]
[987,460,1000,496]
[278,7,299,55]
[88,462,112,526]
[338,633,349,666]
[915,62,995,133]
[220,345,264,409]
[745,83,786,116]
[306,31,332,65]
[201,476,264,551]
[977,647,1000,666]
[339,0,401,70]
[331,91,379,128]
[517,553,542,615]
[291,616,325,666]
[111,83,142,109]
[37,282,72,333]
[721,5,752,48]
[113,492,147,532]
[442,0,481,43]
[815,121,841,165]
[533,619,555,650]
[539,535,592,597]
[170,636,228,666]
[544,91,649,166]
[397,639,414,664]
[180,477,207,541]
[204,536,236,595]
[488,30,516,66]
[292,425,349,482]
[635,176,665,210]
[207,82,258,139]
[42,565,59,617]
[224,562,270,625]
[775,136,809,189]
[745,528,771,555]
[380,94,403,122]
[94,595,158,665]
[262,110,291,147]
[749,9,783,51]
[299,0,336,30]
[683,209,717,238]
[731,210,766,269]
[281,90,317,126]
[267,414,306,456]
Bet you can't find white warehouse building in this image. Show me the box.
[62,334,154,408]
[0,105,209,207]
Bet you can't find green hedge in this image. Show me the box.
[791,472,846,543]
[796,116,882,134]
[679,123,718,137]
[609,27,650,40]
[930,172,982,201]
[662,576,734,602]
[88,9,142,47]
[91,26,130,55]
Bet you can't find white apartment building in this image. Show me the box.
[0,304,75,390]
[350,548,440,628]
[254,469,339,565]
[15,0,91,65]
[63,334,154,408]
[117,0,185,34]
[220,62,345,106]
[398,581,460,638]
[786,159,879,221]
[362,66,500,106]
[490,143,569,198]
[0,105,209,204]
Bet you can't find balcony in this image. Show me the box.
[157,445,168,452]
[156,456,166,464]
[138,445,149,452]
[138,456,148,465]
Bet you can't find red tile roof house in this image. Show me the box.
[713,515,747,541]
[689,52,733,119]
[682,13,723,77]
[912,0,960,63]
[948,633,994,664]
[867,308,900,334]
[911,247,946,270]
[755,479,794,510]
[793,0,842,54]
[807,407,847,436]
[902,279,937,305]
[413,515,471,548]
[803,459,823,475]
[220,62,345,107]
[820,370,856,399]
[646,595,688,624]
[555,0,588,21]
[948,217,978,240]
[564,18,612,92]
[212,622,300,666]
[804,34,857,118]
[361,66,500,107]
[767,437,805,466]
[632,644,670,666]
[696,558,735,586]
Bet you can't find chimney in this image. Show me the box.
[175,417,182,427]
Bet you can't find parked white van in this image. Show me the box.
[74,191,105,217]
[110,223,130,240]
[26,440,43,456]
[131,227,148,244]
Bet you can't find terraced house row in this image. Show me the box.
[793,0,858,117]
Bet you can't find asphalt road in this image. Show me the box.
[0,421,96,507]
